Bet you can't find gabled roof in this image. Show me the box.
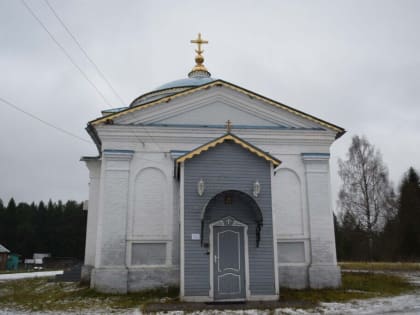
[89,79,345,138]
[0,244,10,253]
[176,133,281,167]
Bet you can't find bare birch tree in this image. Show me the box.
[338,135,393,260]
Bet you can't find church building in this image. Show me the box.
[81,34,345,301]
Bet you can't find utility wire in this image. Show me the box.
[21,0,114,108]
[0,96,165,158]
[0,96,91,144]
[21,1,163,152]
[44,0,126,106]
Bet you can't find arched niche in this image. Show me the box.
[201,190,263,247]
[132,167,168,237]
[272,168,303,236]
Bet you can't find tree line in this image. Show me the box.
[1,136,418,262]
[0,199,86,260]
[335,135,420,261]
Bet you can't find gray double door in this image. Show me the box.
[213,225,246,300]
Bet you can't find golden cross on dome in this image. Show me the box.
[189,33,209,73]
[190,33,208,54]
[225,120,233,133]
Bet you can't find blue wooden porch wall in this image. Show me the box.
[183,140,275,297]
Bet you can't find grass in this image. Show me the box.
[339,261,420,271]
[0,272,416,312]
[280,272,416,305]
[0,278,179,312]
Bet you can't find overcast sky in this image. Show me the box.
[1,0,419,209]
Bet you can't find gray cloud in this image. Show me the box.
[1,0,419,206]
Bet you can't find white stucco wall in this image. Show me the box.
[126,152,177,271]
[302,154,341,288]
[83,85,341,292]
[83,160,101,267]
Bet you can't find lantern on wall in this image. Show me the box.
[253,180,260,197]
[197,178,205,196]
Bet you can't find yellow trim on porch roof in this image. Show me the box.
[176,134,281,166]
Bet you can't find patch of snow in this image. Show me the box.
[0,296,420,315]
[1,273,420,315]
[273,292,420,315]
[0,270,63,280]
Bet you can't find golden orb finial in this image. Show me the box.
[189,33,209,74]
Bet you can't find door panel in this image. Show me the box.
[213,226,245,300]
[218,230,240,272]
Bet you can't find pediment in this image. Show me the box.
[91,80,344,135]
[153,101,282,127]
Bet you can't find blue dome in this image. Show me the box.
[130,48,214,107]
[130,71,216,107]
[155,76,215,90]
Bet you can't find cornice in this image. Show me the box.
[96,125,336,143]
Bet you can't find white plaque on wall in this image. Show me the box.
[191,233,200,240]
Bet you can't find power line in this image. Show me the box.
[44,0,126,106]
[20,1,163,152]
[0,96,91,144]
[21,0,114,108]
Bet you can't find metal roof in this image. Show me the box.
[129,76,216,107]
[155,76,215,90]
[176,133,281,167]
[0,244,10,253]
[90,79,346,138]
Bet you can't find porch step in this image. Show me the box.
[205,301,246,305]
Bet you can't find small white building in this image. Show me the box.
[81,34,344,301]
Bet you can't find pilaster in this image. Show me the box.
[83,158,101,267]
[81,157,101,283]
[92,149,134,293]
[302,153,341,288]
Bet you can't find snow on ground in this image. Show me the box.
[0,273,419,314]
[0,270,63,280]
[278,293,420,315]
[1,294,420,315]
[0,295,419,314]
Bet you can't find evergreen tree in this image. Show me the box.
[380,213,399,261]
[35,201,48,252]
[0,199,4,242]
[3,198,17,250]
[0,198,86,260]
[338,209,368,260]
[397,167,420,259]
[15,202,36,258]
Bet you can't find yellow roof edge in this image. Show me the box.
[90,80,344,134]
[176,133,281,167]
